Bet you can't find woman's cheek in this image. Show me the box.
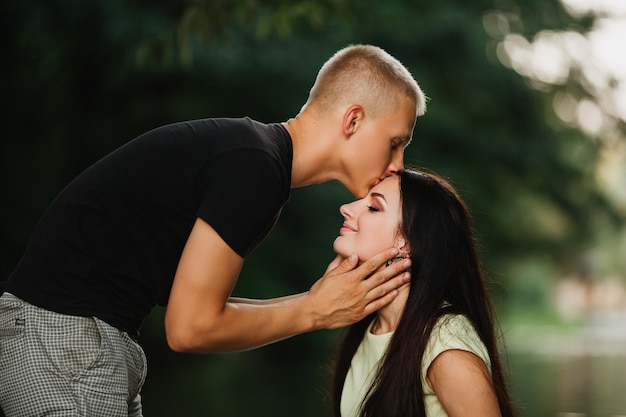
[358,233,399,262]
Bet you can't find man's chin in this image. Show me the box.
[340,178,371,198]
[352,185,370,199]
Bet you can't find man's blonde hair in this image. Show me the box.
[304,44,426,118]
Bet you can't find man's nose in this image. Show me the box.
[386,151,404,175]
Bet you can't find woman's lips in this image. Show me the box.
[340,222,356,233]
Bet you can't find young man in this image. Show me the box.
[0,44,426,415]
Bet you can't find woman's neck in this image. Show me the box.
[370,284,410,335]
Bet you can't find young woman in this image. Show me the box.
[330,169,516,417]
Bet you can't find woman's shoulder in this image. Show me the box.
[433,313,475,335]
[426,314,490,368]
[421,313,491,394]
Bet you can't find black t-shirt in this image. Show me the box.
[6,117,292,338]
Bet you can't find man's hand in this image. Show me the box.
[166,219,410,352]
[307,248,411,329]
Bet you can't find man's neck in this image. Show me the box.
[283,112,341,189]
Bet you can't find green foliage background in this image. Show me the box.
[2,0,623,415]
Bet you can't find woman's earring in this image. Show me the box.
[386,256,404,267]
[385,249,411,267]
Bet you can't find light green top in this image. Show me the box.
[340,314,491,417]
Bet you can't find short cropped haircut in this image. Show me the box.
[305,44,426,118]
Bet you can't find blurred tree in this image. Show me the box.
[1,0,623,416]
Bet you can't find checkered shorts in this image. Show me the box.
[0,293,147,416]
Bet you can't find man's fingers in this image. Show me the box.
[328,253,358,275]
[363,257,411,291]
[324,254,345,274]
[357,248,400,275]
[363,279,411,315]
[370,275,410,299]
[362,288,400,316]
[356,258,411,317]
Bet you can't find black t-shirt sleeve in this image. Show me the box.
[196,148,288,257]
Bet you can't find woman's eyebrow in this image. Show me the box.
[370,192,387,202]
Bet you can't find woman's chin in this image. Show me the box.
[332,242,349,259]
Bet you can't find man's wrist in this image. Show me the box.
[299,290,327,331]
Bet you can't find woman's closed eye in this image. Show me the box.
[367,205,381,212]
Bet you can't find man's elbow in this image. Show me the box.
[164,316,223,353]
[165,327,196,353]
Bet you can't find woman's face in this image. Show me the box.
[333,175,404,262]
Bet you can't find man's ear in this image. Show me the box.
[342,105,364,137]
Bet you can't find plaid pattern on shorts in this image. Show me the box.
[0,293,147,417]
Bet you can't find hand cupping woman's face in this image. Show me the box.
[333,175,405,263]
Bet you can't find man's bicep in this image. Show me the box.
[165,218,244,334]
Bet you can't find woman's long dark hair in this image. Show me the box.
[331,169,515,417]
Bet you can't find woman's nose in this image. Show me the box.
[339,203,353,218]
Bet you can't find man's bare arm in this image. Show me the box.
[164,218,411,353]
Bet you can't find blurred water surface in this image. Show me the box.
[507,315,626,417]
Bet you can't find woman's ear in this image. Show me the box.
[395,237,411,258]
